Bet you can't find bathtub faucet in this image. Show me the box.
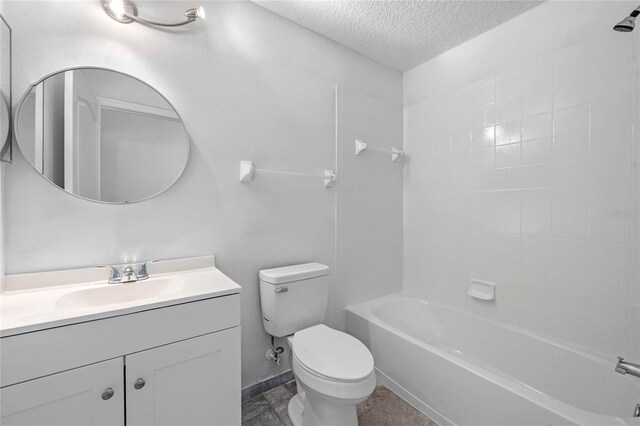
[615,357,640,378]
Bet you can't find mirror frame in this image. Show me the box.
[0,14,12,164]
[14,66,190,204]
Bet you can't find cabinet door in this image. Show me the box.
[126,327,240,426]
[0,357,124,426]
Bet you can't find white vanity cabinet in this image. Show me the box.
[126,328,240,426]
[1,291,241,426]
[0,358,125,426]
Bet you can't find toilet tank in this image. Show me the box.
[259,263,330,337]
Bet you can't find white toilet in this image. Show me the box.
[259,263,376,426]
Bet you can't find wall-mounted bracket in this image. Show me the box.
[391,147,404,162]
[324,170,336,188]
[239,160,255,183]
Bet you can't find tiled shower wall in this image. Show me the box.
[404,28,639,358]
[333,87,403,329]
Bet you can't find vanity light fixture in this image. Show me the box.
[613,5,639,32]
[103,0,205,27]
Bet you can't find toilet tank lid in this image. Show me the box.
[259,263,330,284]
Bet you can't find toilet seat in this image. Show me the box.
[290,324,374,383]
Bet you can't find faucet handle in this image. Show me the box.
[98,265,122,284]
[136,260,157,280]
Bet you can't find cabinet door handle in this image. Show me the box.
[134,378,146,390]
[102,388,115,400]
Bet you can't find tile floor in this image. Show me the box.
[241,381,437,426]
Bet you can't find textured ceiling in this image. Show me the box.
[253,1,542,71]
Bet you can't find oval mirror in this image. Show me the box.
[14,68,189,203]
[0,95,8,153]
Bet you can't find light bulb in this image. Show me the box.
[109,0,126,19]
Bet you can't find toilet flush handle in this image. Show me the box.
[275,286,288,294]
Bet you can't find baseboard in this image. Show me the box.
[241,370,295,401]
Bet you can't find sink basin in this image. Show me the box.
[55,276,185,310]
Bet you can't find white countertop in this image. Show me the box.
[0,257,241,338]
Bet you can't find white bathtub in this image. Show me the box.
[345,295,640,426]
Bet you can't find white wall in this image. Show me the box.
[403,1,639,360]
[333,87,403,329]
[2,0,402,387]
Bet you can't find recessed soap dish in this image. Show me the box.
[468,279,496,301]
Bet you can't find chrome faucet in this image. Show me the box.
[99,261,154,284]
[136,261,153,281]
[100,265,122,284]
[121,266,138,283]
[615,357,640,378]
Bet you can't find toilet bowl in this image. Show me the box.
[258,263,376,426]
[285,325,376,426]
